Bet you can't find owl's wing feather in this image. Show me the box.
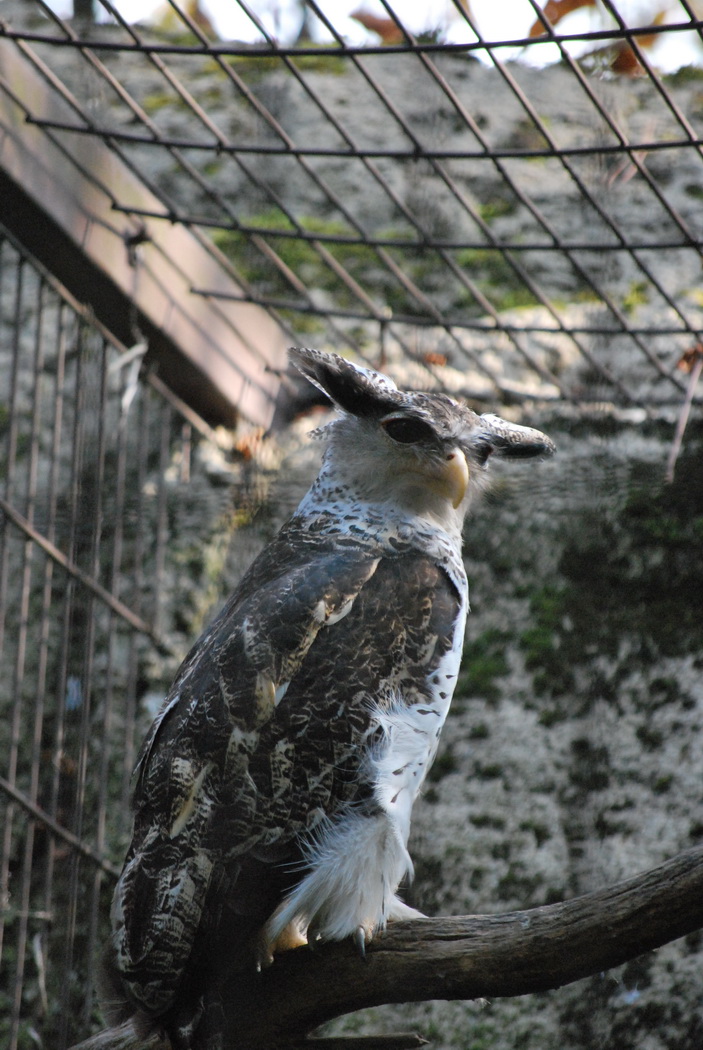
[112,542,383,1016]
[134,541,381,791]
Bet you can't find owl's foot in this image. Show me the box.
[351,899,425,959]
[254,918,307,971]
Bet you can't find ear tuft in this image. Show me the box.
[474,414,556,459]
[289,347,399,419]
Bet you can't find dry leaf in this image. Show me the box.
[676,343,703,373]
[350,8,405,44]
[529,0,596,38]
[423,351,449,366]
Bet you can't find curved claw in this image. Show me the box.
[353,925,367,959]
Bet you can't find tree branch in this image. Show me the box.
[71,844,703,1050]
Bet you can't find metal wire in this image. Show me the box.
[2,16,702,57]
[0,224,223,1048]
[4,0,700,404]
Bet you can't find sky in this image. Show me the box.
[42,0,703,71]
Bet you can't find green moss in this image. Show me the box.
[529,585,566,626]
[470,812,506,829]
[594,812,631,837]
[476,762,503,780]
[647,677,680,709]
[456,247,540,311]
[559,466,703,657]
[635,724,664,750]
[290,50,348,74]
[216,47,348,79]
[653,773,674,794]
[469,867,485,890]
[215,205,545,323]
[213,212,432,322]
[519,590,575,697]
[664,64,703,85]
[142,91,180,114]
[502,117,551,153]
[282,311,326,335]
[572,286,602,303]
[459,629,509,700]
[622,280,650,313]
[459,655,509,697]
[468,721,491,739]
[426,747,458,782]
[497,864,544,900]
[517,448,703,698]
[520,820,552,846]
[462,1021,499,1050]
[412,854,444,896]
[202,158,224,177]
[538,704,569,727]
[478,195,519,223]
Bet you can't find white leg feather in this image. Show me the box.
[259,808,413,965]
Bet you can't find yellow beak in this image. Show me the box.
[434,448,469,509]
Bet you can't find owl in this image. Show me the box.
[103,347,555,1048]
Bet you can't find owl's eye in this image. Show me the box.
[382,416,436,444]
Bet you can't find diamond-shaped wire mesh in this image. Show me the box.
[3,0,703,411]
[1,2,703,1047]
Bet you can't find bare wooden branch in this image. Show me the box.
[303,1037,428,1049]
[70,843,703,1050]
[69,1021,167,1050]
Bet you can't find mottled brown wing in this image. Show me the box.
[112,539,381,1015]
[110,533,461,1028]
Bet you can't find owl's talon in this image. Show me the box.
[354,925,367,959]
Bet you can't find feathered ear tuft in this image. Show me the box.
[289,347,400,419]
[472,414,556,461]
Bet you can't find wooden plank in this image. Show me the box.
[0,38,288,428]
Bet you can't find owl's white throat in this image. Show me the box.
[300,444,470,539]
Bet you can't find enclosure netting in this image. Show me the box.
[1,1,703,1046]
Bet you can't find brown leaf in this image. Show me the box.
[609,10,669,73]
[529,0,596,38]
[235,426,265,461]
[423,351,448,366]
[350,9,405,44]
[610,41,645,75]
[676,343,703,373]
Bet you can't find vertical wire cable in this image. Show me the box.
[52,308,86,1049]
[0,254,26,984]
[8,269,49,1050]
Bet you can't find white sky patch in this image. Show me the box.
[33,0,703,72]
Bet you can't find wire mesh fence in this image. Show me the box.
[0,223,225,1048]
[3,0,703,412]
[2,2,703,1048]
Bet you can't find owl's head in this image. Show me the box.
[290,347,555,528]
